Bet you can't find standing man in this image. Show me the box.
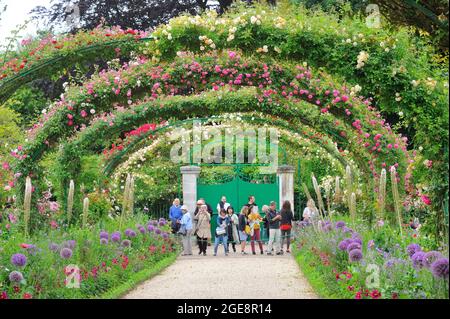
[266,201,282,255]
[217,196,231,214]
[245,195,258,214]
[169,198,182,234]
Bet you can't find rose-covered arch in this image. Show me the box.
[9,51,411,205]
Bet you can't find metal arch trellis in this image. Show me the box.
[0,37,155,103]
[101,114,353,178]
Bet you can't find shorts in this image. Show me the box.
[239,231,248,241]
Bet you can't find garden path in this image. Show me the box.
[123,244,317,299]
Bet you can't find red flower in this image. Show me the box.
[370,290,382,299]
[112,258,118,264]
[391,292,398,299]
[355,291,362,299]
[13,286,21,293]
[20,243,30,249]
[22,293,33,299]
[0,291,8,299]
[347,286,354,291]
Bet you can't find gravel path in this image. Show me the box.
[123,243,317,299]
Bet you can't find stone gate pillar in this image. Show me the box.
[180,166,201,218]
[277,165,295,212]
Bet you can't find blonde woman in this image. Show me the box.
[194,204,211,256]
[303,199,319,223]
[248,206,264,255]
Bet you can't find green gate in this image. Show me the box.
[197,165,279,241]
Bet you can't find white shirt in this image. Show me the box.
[303,207,318,221]
[217,202,230,213]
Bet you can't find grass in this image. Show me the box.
[100,252,179,299]
[293,246,341,299]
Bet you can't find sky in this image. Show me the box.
[0,0,51,46]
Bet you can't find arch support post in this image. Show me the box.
[180,166,201,218]
[277,165,295,212]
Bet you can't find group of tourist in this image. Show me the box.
[169,195,320,257]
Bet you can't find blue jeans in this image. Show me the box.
[214,235,228,254]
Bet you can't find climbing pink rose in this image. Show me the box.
[421,195,431,206]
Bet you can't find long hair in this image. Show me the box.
[240,205,249,216]
[281,200,291,212]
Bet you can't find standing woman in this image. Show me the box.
[303,199,319,224]
[179,205,193,256]
[280,200,294,253]
[214,209,230,256]
[248,207,264,255]
[194,204,211,256]
[238,206,250,255]
[226,206,239,253]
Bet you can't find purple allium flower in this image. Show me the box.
[121,239,131,247]
[11,253,27,267]
[26,244,39,256]
[367,240,375,249]
[147,224,154,232]
[338,238,353,251]
[158,221,165,227]
[349,249,363,262]
[111,231,121,243]
[347,242,362,253]
[48,243,59,252]
[60,248,73,259]
[351,234,362,245]
[159,217,166,223]
[335,221,345,229]
[100,238,108,245]
[407,244,421,257]
[63,240,76,250]
[155,228,162,235]
[384,258,406,269]
[99,231,109,240]
[430,258,449,279]
[125,229,136,238]
[162,233,169,239]
[9,271,24,283]
[423,251,443,268]
[138,226,146,234]
[343,226,353,233]
[411,251,426,269]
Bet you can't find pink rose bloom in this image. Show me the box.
[228,51,236,59]
[48,201,60,212]
[2,162,10,170]
[421,195,431,206]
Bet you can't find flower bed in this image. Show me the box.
[292,218,449,299]
[0,215,179,299]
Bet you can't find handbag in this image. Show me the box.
[244,225,251,235]
[280,224,292,231]
[216,226,226,236]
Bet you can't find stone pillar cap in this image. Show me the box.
[277,165,295,173]
[180,166,201,173]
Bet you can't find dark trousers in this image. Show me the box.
[197,236,208,253]
[226,242,236,252]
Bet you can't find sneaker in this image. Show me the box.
[286,250,290,253]
[203,252,207,256]
[252,252,256,255]
[260,251,264,255]
[241,251,247,255]
[198,251,202,255]
[267,252,273,255]
[276,251,283,255]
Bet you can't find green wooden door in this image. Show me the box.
[197,174,279,241]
